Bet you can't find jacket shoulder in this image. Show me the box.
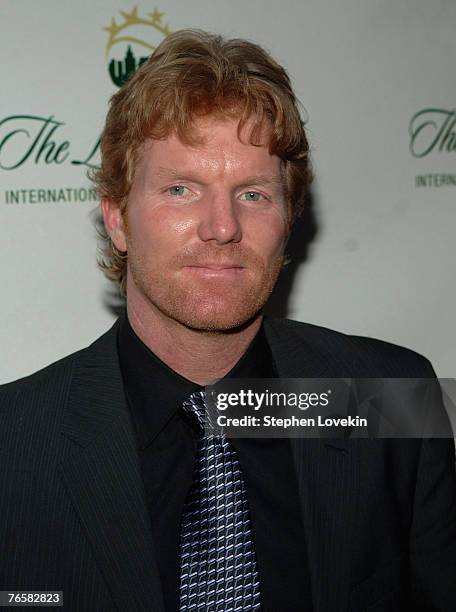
[1,350,80,397]
[0,350,85,440]
[0,320,119,421]
[1,319,120,393]
[265,317,435,377]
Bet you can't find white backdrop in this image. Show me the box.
[1,0,455,383]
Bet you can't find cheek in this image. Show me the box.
[125,208,159,252]
[267,233,286,259]
[173,218,195,234]
[253,216,286,258]
[127,207,195,254]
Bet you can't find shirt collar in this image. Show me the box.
[117,310,277,449]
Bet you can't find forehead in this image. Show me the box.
[137,116,281,179]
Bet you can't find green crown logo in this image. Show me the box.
[104,6,171,88]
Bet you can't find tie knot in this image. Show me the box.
[182,390,207,431]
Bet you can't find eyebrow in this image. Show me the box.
[237,175,283,188]
[156,167,180,177]
[156,167,283,188]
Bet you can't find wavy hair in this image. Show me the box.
[91,29,313,294]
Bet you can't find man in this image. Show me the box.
[1,30,455,612]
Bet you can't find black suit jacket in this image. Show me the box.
[1,317,455,611]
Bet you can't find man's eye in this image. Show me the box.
[168,185,187,196]
[240,191,264,202]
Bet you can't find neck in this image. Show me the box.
[126,300,262,386]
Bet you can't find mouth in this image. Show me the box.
[184,263,245,277]
[188,263,244,270]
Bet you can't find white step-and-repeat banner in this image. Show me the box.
[1,1,455,382]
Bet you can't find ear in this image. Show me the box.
[101,197,127,252]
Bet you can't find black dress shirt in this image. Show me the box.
[118,312,311,611]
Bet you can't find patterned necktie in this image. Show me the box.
[178,390,262,611]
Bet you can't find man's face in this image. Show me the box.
[104,116,287,331]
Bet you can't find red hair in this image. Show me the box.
[91,29,312,294]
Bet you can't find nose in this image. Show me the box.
[197,192,242,244]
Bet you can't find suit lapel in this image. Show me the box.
[58,315,360,611]
[59,320,165,612]
[265,317,359,611]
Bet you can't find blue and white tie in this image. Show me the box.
[179,390,262,611]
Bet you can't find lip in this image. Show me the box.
[184,264,245,277]
[186,264,244,270]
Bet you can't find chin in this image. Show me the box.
[177,312,258,332]
[167,300,263,332]
[155,289,270,332]
[131,269,279,332]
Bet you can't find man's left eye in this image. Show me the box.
[168,185,187,196]
[240,191,264,202]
